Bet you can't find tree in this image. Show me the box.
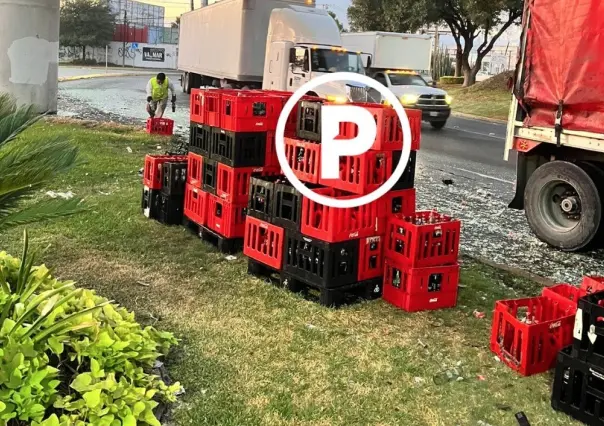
[348,0,523,86]
[327,11,346,33]
[171,16,181,29]
[0,94,83,231]
[60,0,115,62]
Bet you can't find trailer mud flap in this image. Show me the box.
[509,153,528,210]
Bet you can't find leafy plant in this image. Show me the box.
[439,76,465,85]
[0,233,180,425]
[0,94,84,231]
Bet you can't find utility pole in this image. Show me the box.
[122,10,127,67]
[0,0,60,112]
[190,0,194,11]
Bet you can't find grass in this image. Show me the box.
[0,120,579,425]
[445,85,512,121]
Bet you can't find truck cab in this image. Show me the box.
[372,70,452,129]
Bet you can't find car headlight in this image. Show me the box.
[400,94,419,105]
[445,95,453,105]
[326,94,348,104]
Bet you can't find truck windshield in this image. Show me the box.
[388,74,427,86]
[311,49,364,74]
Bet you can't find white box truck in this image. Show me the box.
[178,0,371,102]
[342,32,453,129]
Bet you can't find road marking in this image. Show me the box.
[452,167,515,184]
[450,126,505,140]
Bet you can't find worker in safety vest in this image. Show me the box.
[146,73,176,118]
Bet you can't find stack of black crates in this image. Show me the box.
[552,276,604,425]
[244,96,422,307]
[142,154,188,225]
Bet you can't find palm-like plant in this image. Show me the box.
[0,93,84,231]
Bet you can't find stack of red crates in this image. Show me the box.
[184,88,285,244]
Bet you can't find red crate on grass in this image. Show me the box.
[221,92,283,132]
[187,152,203,188]
[206,194,247,239]
[320,150,391,195]
[146,118,174,136]
[143,154,188,190]
[284,137,321,184]
[216,163,257,204]
[190,89,204,124]
[542,284,586,305]
[385,211,461,268]
[382,260,460,312]
[581,276,604,294]
[339,104,422,151]
[490,295,577,376]
[358,235,384,281]
[243,216,284,270]
[184,184,207,226]
[301,187,383,242]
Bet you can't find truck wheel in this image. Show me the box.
[183,73,190,94]
[524,161,602,251]
[430,121,447,130]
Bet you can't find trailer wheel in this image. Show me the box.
[524,161,602,251]
[183,73,190,94]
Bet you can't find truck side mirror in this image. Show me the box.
[366,56,372,69]
[289,48,296,64]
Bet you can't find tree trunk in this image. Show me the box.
[82,46,86,61]
[455,48,462,77]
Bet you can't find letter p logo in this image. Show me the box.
[320,105,377,179]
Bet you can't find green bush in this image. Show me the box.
[439,76,465,85]
[0,232,180,426]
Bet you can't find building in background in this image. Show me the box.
[107,0,178,45]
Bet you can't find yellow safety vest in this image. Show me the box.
[150,77,169,101]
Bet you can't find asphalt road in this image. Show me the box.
[58,75,604,283]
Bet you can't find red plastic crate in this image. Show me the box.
[206,194,247,239]
[490,295,577,376]
[320,150,391,196]
[541,284,586,305]
[339,104,421,151]
[221,92,283,132]
[187,152,203,188]
[385,211,461,268]
[184,184,207,226]
[146,118,174,136]
[380,189,416,217]
[358,235,384,281]
[203,89,224,128]
[382,260,460,312]
[216,163,257,204]
[581,276,604,294]
[264,131,282,173]
[243,216,285,270]
[190,89,204,124]
[143,154,188,190]
[301,187,383,242]
[284,137,321,184]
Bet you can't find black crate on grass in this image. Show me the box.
[161,162,187,196]
[248,176,281,222]
[155,192,184,225]
[390,151,416,190]
[273,182,303,231]
[282,230,359,288]
[189,123,212,156]
[142,186,160,219]
[573,292,604,367]
[552,346,604,425]
[203,158,217,194]
[296,100,322,142]
[211,128,266,167]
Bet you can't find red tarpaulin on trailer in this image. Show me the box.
[522,0,604,134]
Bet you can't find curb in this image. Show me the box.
[451,111,507,124]
[58,72,152,83]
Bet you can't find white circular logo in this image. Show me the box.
[275,72,412,208]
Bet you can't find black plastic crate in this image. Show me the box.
[211,128,266,167]
[155,192,184,225]
[189,124,213,156]
[572,292,604,367]
[273,182,303,231]
[282,230,359,288]
[248,176,281,222]
[296,100,322,142]
[142,186,160,219]
[202,158,217,194]
[552,346,604,425]
[391,151,416,190]
[161,162,187,196]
